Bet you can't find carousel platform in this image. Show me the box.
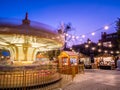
[0,64,62,89]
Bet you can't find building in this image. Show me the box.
[72,38,98,56]
[99,32,119,56]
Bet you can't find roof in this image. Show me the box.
[0,18,58,37]
[0,18,64,51]
[64,51,78,56]
[78,53,89,58]
[95,53,113,57]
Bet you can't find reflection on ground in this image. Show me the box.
[63,69,120,90]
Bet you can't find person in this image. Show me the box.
[117,57,120,71]
[95,58,99,69]
[115,56,119,68]
[78,59,84,65]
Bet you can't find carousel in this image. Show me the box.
[0,13,64,89]
[0,13,64,65]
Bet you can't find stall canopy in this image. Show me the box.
[96,53,116,57]
[59,51,78,57]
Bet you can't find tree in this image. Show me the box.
[116,18,120,50]
[64,23,72,49]
[61,23,75,50]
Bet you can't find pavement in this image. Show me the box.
[62,69,120,90]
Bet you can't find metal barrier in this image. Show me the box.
[0,64,84,90]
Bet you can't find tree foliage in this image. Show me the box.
[116,18,120,50]
[63,23,74,49]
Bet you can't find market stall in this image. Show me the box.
[95,54,115,70]
[58,51,78,74]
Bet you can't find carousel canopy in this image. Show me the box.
[0,14,64,51]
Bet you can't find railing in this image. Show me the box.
[0,64,84,90]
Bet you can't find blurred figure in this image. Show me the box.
[117,57,120,71]
[115,56,119,68]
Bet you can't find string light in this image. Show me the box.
[104,50,108,53]
[116,51,120,54]
[80,39,83,41]
[68,35,71,37]
[65,33,69,36]
[91,32,95,36]
[70,47,72,50]
[108,44,112,47]
[110,51,114,54]
[98,42,101,46]
[104,25,109,30]
[91,47,95,50]
[72,38,75,41]
[72,35,75,39]
[88,40,91,44]
[98,49,102,52]
[85,44,89,48]
[82,35,85,38]
[63,23,113,41]
[76,36,79,39]
[62,21,115,47]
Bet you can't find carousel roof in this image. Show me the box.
[0,14,64,51]
[0,16,60,38]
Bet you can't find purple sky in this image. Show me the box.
[0,0,120,45]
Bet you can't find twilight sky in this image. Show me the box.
[0,0,120,45]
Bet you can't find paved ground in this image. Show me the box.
[62,69,120,90]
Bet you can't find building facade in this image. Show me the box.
[99,32,119,56]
